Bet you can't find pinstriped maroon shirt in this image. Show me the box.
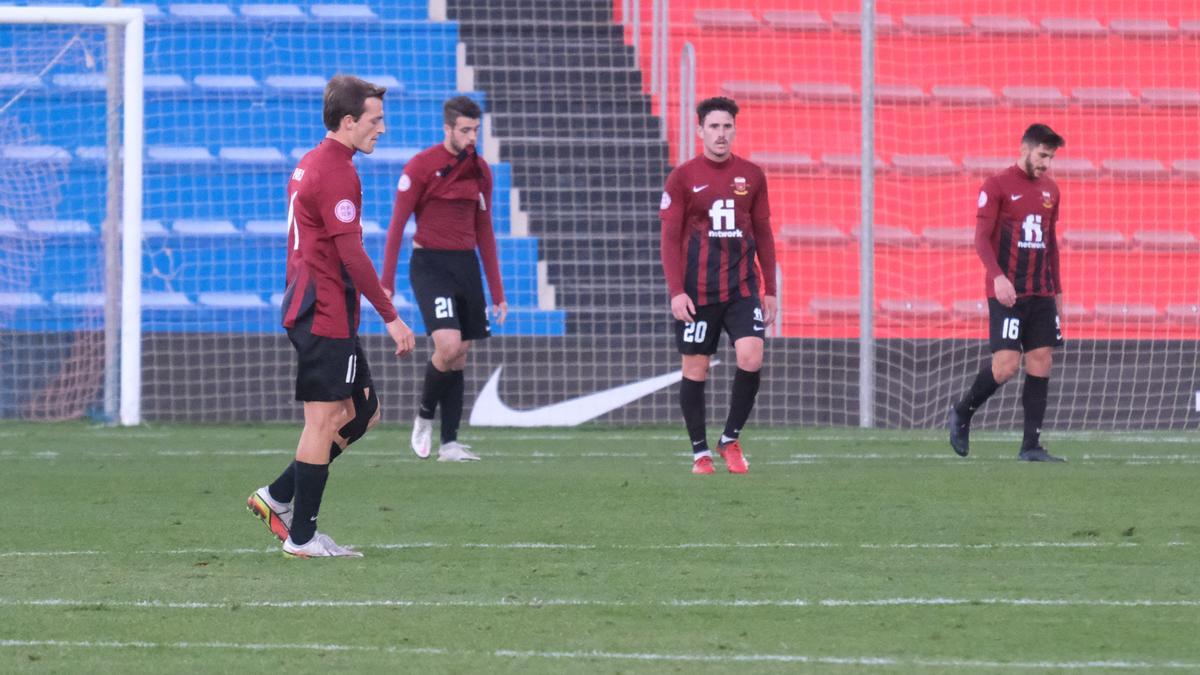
[660,154,776,306]
[975,164,1062,298]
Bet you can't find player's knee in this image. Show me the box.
[339,387,379,446]
[992,360,1020,383]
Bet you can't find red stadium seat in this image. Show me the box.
[875,83,926,104]
[951,298,988,319]
[1166,304,1200,324]
[931,85,995,105]
[750,151,816,173]
[1108,19,1176,39]
[791,82,856,103]
[1040,17,1106,36]
[1132,230,1199,251]
[1072,87,1138,107]
[1181,20,1200,37]
[853,225,921,247]
[902,15,968,35]
[891,154,957,175]
[1093,303,1161,322]
[1064,302,1092,322]
[762,10,829,32]
[1140,88,1200,107]
[1172,159,1200,178]
[830,12,896,33]
[1061,229,1127,249]
[961,156,1011,175]
[720,80,788,100]
[1050,157,1099,178]
[694,9,760,31]
[780,224,850,246]
[1002,86,1068,106]
[880,298,947,320]
[809,296,860,318]
[1102,159,1169,179]
[971,15,1038,35]
[822,153,888,172]
[923,226,974,248]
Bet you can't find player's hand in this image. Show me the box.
[492,301,508,327]
[993,275,1017,308]
[386,318,415,357]
[670,293,695,322]
[762,295,778,328]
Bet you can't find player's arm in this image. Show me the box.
[1048,196,1064,319]
[659,171,693,321]
[974,179,1015,306]
[380,165,426,298]
[473,160,507,325]
[751,173,778,327]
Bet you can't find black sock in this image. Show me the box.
[440,370,465,445]
[419,360,454,419]
[1021,375,1049,450]
[679,377,708,454]
[954,364,1002,419]
[722,368,761,442]
[267,461,296,504]
[289,461,329,546]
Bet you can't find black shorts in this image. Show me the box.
[409,248,491,341]
[675,295,765,356]
[287,318,373,402]
[988,296,1063,353]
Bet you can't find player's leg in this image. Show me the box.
[410,249,463,458]
[331,344,380,459]
[431,328,478,461]
[715,297,765,474]
[283,397,363,557]
[948,298,1023,456]
[1016,297,1065,462]
[435,255,492,462]
[677,304,720,474]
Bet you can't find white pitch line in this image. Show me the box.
[1,539,1183,559]
[5,596,1200,611]
[0,638,1197,670]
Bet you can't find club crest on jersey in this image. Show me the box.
[732,177,749,196]
[334,199,357,223]
[1042,191,1054,209]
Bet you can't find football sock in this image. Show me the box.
[721,368,761,443]
[954,364,1002,419]
[267,462,296,504]
[1021,375,1050,450]
[289,460,329,546]
[439,370,465,445]
[418,360,453,420]
[679,377,708,454]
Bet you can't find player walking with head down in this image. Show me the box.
[380,96,506,462]
[246,75,416,558]
[659,96,778,475]
[949,123,1067,462]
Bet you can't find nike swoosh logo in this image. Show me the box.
[470,363,718,427]
[692,185,708,192]
[1010,194,1022,201]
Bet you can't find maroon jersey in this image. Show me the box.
[282,138,397,338]
[660,154,776,305]
[380,144,505,303]
[975,164,1062,298]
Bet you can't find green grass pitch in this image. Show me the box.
[1,421,1198,673]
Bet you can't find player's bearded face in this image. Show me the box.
[445,117,480,155]
[1022,143,1055,178]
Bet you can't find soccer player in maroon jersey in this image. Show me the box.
[949,123,1066,462]
[380,96,506,462]
[246,75,416,558]
[660,97,777,474]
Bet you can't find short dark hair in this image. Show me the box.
[444,95,482,126]
[696,96,739,124]
[323,75,386,132]
[1021,123,1065,150]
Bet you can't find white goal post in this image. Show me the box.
[0,6,144,425]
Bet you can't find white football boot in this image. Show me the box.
[411,416,433,459]
[282,532,363,558]
[436,441,480,462]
